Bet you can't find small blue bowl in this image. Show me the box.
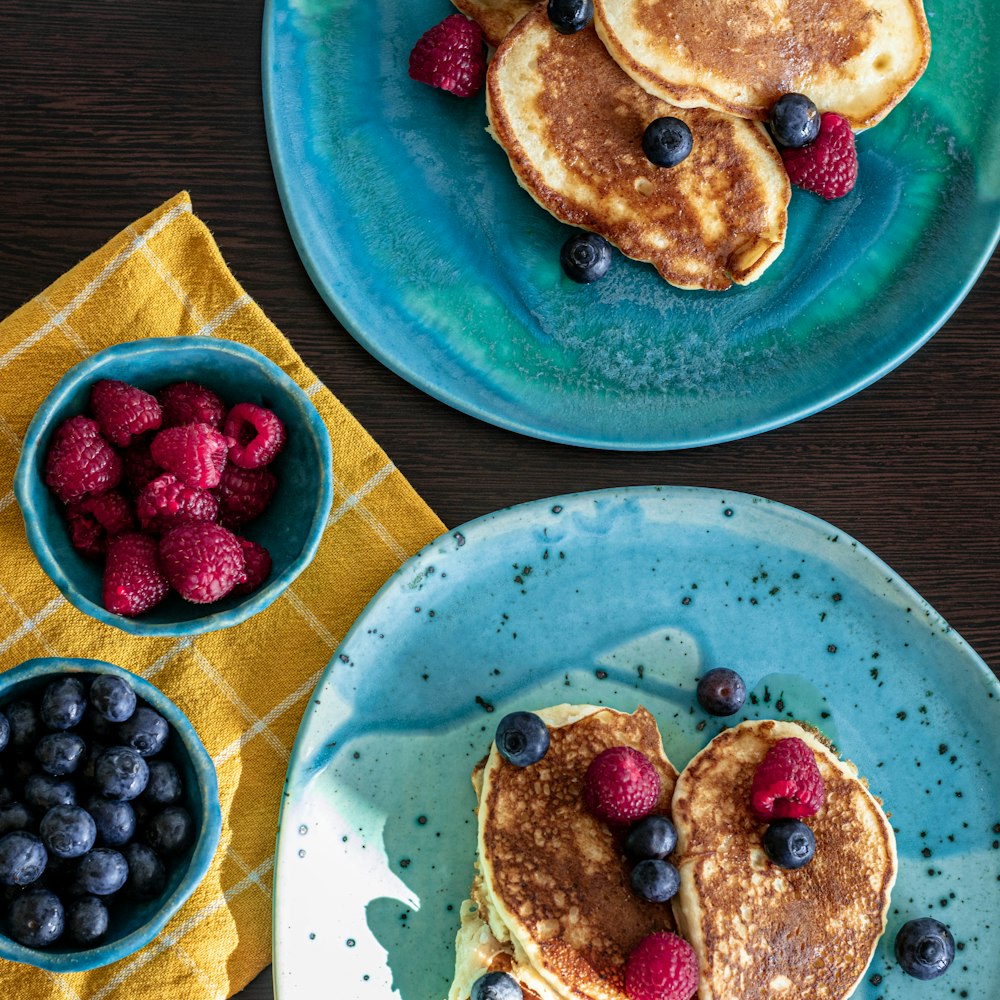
[14,337,333,636]
[0,657,222,972]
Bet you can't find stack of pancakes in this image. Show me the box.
[449,707,897,1000]
[449,705,679,1000]
[453,0,930,290]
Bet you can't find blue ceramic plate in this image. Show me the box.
[272,486,999,999]
[262,0,1000,449]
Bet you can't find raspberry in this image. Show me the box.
[408,13,485,98]
[77,490,134,533]
[233,538,272,594]
[583,746,660,825]
[102,532,169,616]
[89,379,162,448]
[159,523,246,604]
[150,423,232,490]
[781,112,858,199]
[157,382,225,430]
[223,403,286,470]
[122,440,161,496]
[625,932,698,1000]
[136,474,220,534]
[213,464,277,526]
[67,513,105,559]
[44,416,122,504]
[750,737,826,821]
[66,490,135,557]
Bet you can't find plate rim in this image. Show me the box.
[269,484,999,996]
[261,0,1000,451]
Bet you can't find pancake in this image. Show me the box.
[486,9,790,290]
[671,719,897,999]
[593,0,931,131]
[449,872,567,1000]
[449,704,680,1000]
[451,0,536,48]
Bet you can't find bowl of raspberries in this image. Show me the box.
[0,657,222,971]
[14,337,334,635]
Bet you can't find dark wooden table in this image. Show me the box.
[2,2,997,997]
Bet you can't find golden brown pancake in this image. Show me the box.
[671,720,897,999]
[593,0,931,130]
[449,704,680,1000]
[451,0,536,48]
[486,9,790,290]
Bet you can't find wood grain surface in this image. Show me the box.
[1,2,997,998]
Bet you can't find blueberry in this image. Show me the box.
[696,668,748,716]
[25,773,76,811]
[763,818,815,869]
[131,798,153,829]
[494,712,550,767]
[546,0,592,33]
[0,786,11,808]
[145,805,194,855]
[630,858,681,902]
[471,970,523,1000]
[40,805,97,859]
[35,731,87,776]
[0,710,9,752]
[122,842,166,899]
[769,93,820,149]
[41,676,87,731]
[39,851,79,888]
[7,700,40,750]
[895,917,955,979]
[83,705,120,743]
[641,117,693,167]
[74,848,128,896]
[89,675,137,724]
[0,803,35,837]
[141,759,183,807]
[11,756,37,787]
[94,746,149,801]
[6,887,64,946]
[560,233,613,284]
[66,894,109,946]
[79,743,105,789]
[624,815,677,860]
[87,795,136,847]
[118,706,169,757]
[0,831,48,885]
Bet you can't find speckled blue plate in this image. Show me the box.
[262,0,1000,449]
[272,486,999,999]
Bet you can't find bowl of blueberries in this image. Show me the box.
[0,657,221,971]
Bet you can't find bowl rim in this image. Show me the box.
[0,656,223,972]
[13,336,334,636]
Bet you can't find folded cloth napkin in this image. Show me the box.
[0,192,446,998]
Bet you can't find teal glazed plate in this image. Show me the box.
[272,487,1000,999]
[263,0,1000,449]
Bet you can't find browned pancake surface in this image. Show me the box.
[635,0,880,108]
[451,0,537,47]
[594,0,931,129]
[486,10,789,289]
[482,707,679,999]
[672,720,896,999]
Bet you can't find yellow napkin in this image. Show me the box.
[0,192,446,998]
